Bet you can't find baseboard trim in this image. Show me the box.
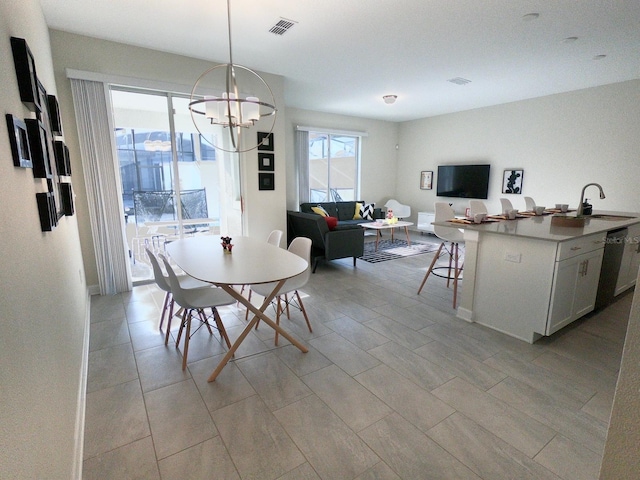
[71,288,91,479]
[87,284,100,296]
[457,307,473,322]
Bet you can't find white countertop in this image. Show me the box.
[434,210,640,242]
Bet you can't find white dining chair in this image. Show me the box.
[145,247,209,331]
[160,254,235,370]
[524,196,537,211]
[468,199,488,217]
[241,229,284,313]
[417,202,464,308]
[500,198,514,213]
[247,237,313,345]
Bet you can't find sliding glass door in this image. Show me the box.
[110,88,242,283]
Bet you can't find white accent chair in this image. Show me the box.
[384,199,411,219]
[160,254,235,370]
[247,237,313,345]
[417,202,464,309]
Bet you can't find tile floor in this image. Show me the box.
[83,235,631,479]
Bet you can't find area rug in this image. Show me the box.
[359,238,439,263]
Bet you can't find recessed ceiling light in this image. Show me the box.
[563,36,579,43]
[522,13,540,21]
[447,77,472,86]
[593,54,607,60]
[382,95,397,104]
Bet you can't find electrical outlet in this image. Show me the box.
[504,252,522,263]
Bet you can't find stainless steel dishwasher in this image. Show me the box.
[595,227,628,310]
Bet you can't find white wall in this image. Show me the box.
[285,108,399,211]
[397,80,640,220]
[49,30,287,286]
[0,2,88,478]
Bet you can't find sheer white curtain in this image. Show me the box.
[295,129,310,203]
[70,79,131,294]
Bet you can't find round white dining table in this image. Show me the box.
[166,235,309,381]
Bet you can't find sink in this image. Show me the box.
[589,214,636,221]
[551,215,586,228]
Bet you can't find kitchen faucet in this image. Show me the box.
[577,183,606,216]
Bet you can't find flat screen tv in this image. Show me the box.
[436,164,491,199]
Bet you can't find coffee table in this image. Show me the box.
[361,221,414,251]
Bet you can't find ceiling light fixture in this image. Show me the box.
[188,0,277,153]
[383,95,397,104]
[522,12,540,21]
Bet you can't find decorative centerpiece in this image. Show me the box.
[385,209,398,224]
[220,236,233,253]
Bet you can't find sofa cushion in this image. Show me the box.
[336,201,358,221]
[360,202,375,220]
[311,205,329,217]
[324,216,338,230]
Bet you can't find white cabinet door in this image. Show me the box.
[547,249,604,335]
[573,249,604,318]
[615,224,640,296]
[417,212,435,233]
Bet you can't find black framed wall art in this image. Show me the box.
[258,152,275,171]
[25,119,52,179]
[257,131,274,151]
[258,172,275,190]
[10,37,41,113]
[502,169,524,194]
[6,114,32,168]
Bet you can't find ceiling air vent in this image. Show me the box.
[447,77,472,86]
[269,18,297,36]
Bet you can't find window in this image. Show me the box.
[298,129,361,203]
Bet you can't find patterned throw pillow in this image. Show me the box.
[311,205,328,217]
[360,202,375,220]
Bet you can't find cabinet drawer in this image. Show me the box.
[556,233,605,261]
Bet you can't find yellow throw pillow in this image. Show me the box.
[353,202,363,219]
[311,205,328,217]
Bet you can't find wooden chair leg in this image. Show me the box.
[176,309,189,346]
[446,242,454,288]
[198,308,214,335]
[164,298,176,345]
[274,296,283,346]
[159,291,170,330]
[452,243,460,309]
[182,311,192,370]
[418,242,445,294]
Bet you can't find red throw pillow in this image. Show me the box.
[325,216,338,230]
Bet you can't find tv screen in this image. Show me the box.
[436,164,491,199]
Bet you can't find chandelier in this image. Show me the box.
[189,0,277,153]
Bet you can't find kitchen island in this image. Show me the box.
[440,211,640,343]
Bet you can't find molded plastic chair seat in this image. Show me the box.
[160,254,236,370]
[146,247,210,330]
[246,237,313,345]
[524,196,536,211]
[417,202,464,308]
[384,199,411,219]
[468,200,488,217]
[500,198,514,213]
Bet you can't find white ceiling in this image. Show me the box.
[39,0,640,122]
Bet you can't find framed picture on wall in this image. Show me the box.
[258,152,275,171]
[257,131,274,151]
[502,169,524,194]
[10,37,41,113]
[6,114,33,168]
[420,170,433,190]
[25,119,52,179]
[258,172,275,190]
